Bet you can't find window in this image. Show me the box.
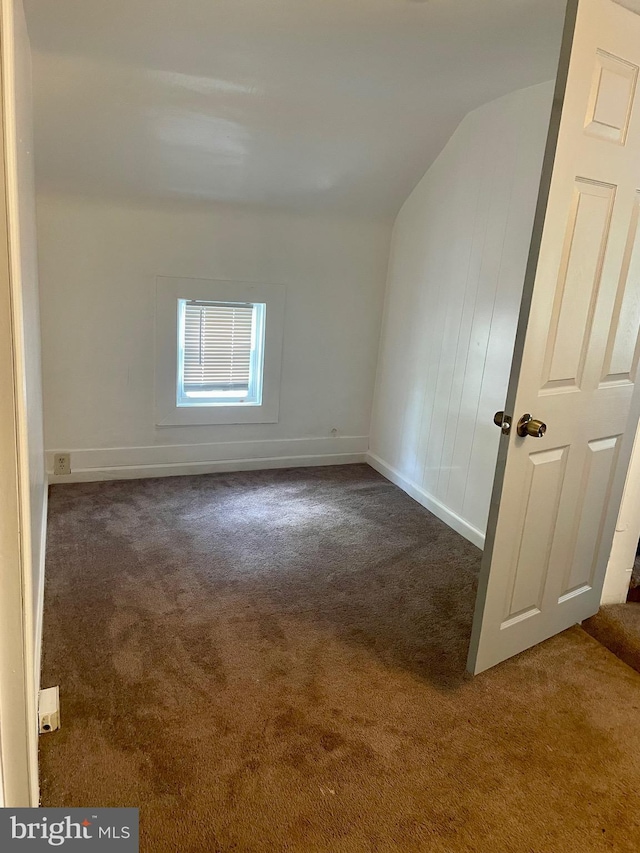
[155,277,285,426]
[177,300,266,407]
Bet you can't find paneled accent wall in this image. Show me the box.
[369,82,554,545]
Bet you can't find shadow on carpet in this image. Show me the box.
[583,603,640,674]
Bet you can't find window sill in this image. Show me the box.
[177,401,260,409]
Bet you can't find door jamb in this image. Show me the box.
[0,0,39,808]
[602,418,640,604]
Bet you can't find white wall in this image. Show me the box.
[0,0,45,806]
[37,194,391,480]
[369,82,553,547]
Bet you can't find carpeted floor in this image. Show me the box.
[583,603,640,675]
[40,464,640,852]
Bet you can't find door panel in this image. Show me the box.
[603,192,640,382]
[613,0,640,15]
[541,178,615,391]
[468,0,640,674]
[585,49,637,143]
[503,445,568,625]
[560,434,620,597]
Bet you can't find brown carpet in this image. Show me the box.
[40,464,640,852]
[627,555,640,602]
[583,603,640,674]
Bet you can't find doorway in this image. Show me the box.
[17,0,640,844]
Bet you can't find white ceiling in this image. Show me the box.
[24,0,566,217]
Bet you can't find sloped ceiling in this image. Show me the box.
[24,0,566,216]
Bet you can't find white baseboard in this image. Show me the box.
[45,440,484,550]
[366,452,485,549]
[46,436,369,484]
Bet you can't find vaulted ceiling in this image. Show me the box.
[24,0,566,216]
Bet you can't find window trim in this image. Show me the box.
[155,277,285,426]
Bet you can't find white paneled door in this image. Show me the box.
[468,0,640,674]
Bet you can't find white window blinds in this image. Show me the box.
[183,301,254,392]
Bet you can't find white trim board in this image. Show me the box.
[601,416,640,604]
[33,482,47,703]
[46,436,368,484]
[366,452,485,550]
[0,0,41,807]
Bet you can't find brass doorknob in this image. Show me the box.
[516,413,547,438]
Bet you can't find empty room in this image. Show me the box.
[2,0,640,849]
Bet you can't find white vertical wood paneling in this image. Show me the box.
[369,82,554,543]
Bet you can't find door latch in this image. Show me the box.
[493,411,512,435]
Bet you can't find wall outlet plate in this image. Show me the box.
[53,453,71,476]
[39,685,60,734]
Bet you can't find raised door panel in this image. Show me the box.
[613,0,640,14]
[559,435,622,598]
[601,191,640,383]
[585,49,638,143]
[541,179,616,392]
[502,446,569,627]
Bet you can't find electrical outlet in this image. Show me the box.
[53,453,71,476]
[39,685,60,734]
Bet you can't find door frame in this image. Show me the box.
[0,0,40,808]
[601,417,640,603]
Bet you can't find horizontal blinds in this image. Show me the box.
[183,301,254,390]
